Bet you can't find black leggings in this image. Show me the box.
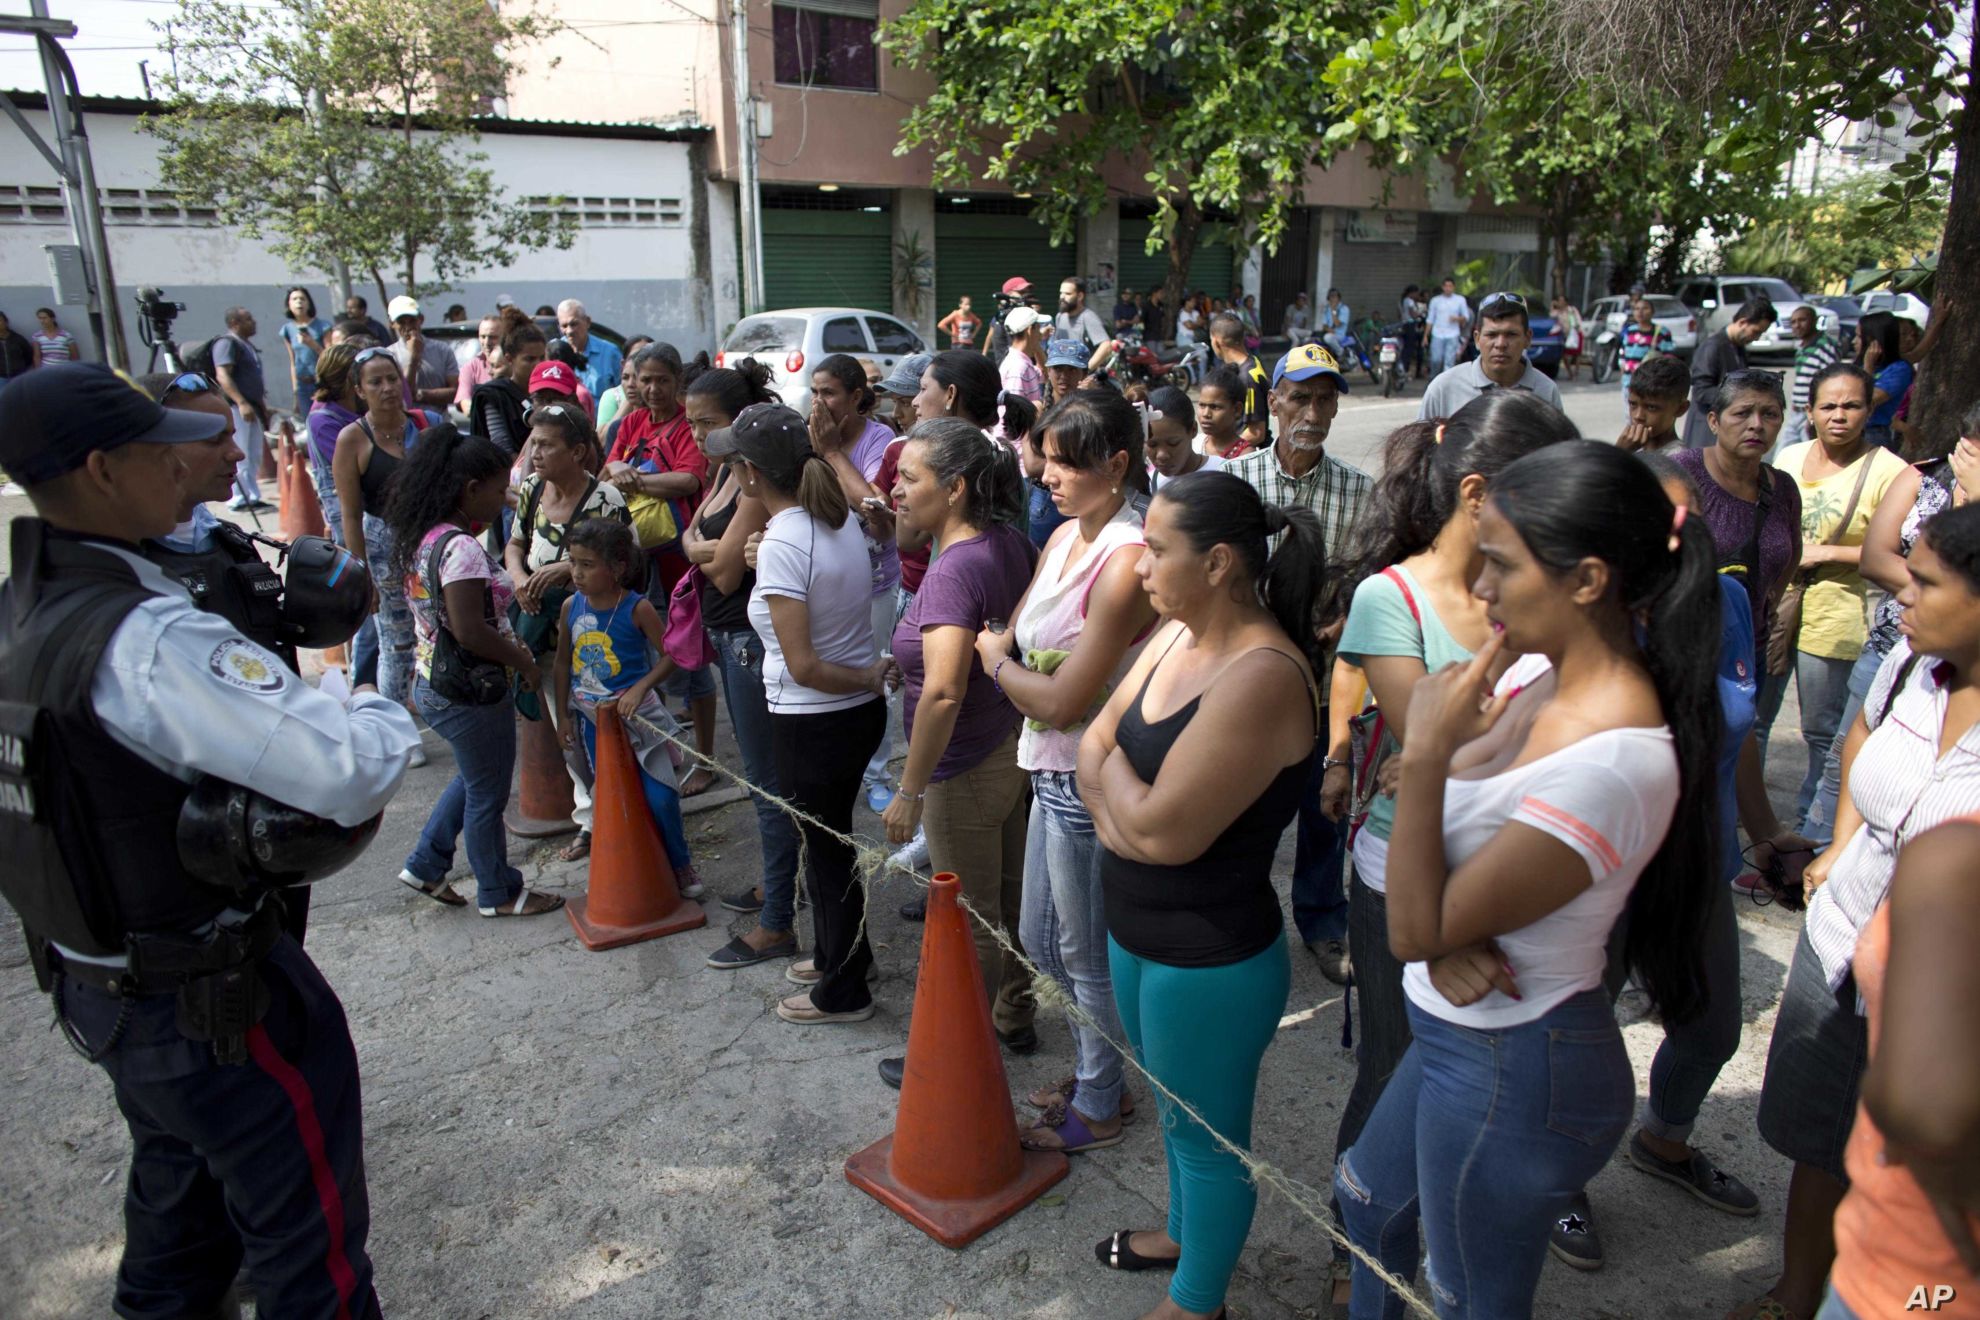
[771,698,887,1013]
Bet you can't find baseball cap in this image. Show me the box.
[494,293,516,309]
[0,362,228,485]
[1271,343,1351,392]
[1044,338,1089,369]
[1000,276,1033,296]
[1004,306,1043,335]
[387,295,421,321]
[878,352,932,398]
[528,361,578,396]
[704,403,812,476]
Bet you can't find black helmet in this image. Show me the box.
[177,776,385,892]
[277,535,371,649]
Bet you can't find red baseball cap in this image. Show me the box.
[1000,276,1032,295]
[528,361,578,396]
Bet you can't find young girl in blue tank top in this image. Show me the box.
[554,518,702,897]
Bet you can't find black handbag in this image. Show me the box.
[423,529,509,705]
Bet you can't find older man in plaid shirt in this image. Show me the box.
[1225,343,1372,983]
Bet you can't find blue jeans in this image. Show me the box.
[363,513,413,705]
[1794,651,1857,824]
[1330,869,1412,1258]
[1111,932,1290,1314]
[1801,642,1886,846]
[351,615,380,688]
[1337,992,1633,1319]
[1427,337,1460,376]
[1292,747,1348,944]
[711,627,801,934]
[403,678,523,907]
[1019,770,1126,1122]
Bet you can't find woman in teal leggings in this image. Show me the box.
[1078,470,1327,1318]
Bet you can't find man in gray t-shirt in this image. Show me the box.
[212,305,272,508]
[385,294,458,410]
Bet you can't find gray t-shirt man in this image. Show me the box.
[1415,357,1563,420]
[1055,305,1110,350]
[391,339,459,397]
[211,334,265,410]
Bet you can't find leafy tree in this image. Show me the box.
[1721,173,1952,294]
[1323,0,1972,455]
[883,0,1349,315]
[147,0,574,306]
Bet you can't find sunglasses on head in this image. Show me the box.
[1480,291,1528,311]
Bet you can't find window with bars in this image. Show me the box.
[774,0,880,91]
[523,195,684,227]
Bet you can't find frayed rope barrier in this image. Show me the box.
[629,711,1437,1317]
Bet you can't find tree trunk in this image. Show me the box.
[1549,181,1574,301]
[1161,194,1200,344]
[1904,1,1978,461]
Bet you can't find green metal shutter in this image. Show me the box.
[762,208,893,311]
[934,211,1076,332]
[1119,217,1236,298]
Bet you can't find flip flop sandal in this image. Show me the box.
[398,870,466,907]
[478,888,565,918]
[1021,1100,1125,1154]
[1027,1076,1138,1123]
[1093,1228,1179,1273]
[680,767,717,798]
[557,831,591,863]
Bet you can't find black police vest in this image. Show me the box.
[141,519,298,672]
[0,520,236,958]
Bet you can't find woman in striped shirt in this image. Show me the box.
[1741,501,1980,1320]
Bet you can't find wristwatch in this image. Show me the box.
[1320,756,1348,772]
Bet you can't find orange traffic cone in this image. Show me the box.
[845,873,1067,1247]
[279,440,328,542]
[566,706,706,950]
[505,705,579,838]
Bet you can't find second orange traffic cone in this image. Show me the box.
[505,705,578,838]
[845,872,1067,1247]
[567,706,705,950]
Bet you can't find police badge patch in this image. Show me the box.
[208,639,287,694]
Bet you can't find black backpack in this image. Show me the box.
[177,336,218,376]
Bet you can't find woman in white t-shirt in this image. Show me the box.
[1324,393,1578,1312]
[713,404,890,1026]
[1336,441,1723,1318]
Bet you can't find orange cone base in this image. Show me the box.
[565,892,706,951]
[504,807,580,839]
[845,1135,1068,1248]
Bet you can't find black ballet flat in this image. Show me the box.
[1094,1228,1180,1272]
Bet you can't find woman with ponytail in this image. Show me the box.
[386,424,564,918]
[1323,391,1576,1308]
[1337,440,1721,1318]
[874,416,1037,1073]
[1079,470,1322,1318]
[714,405,890,1023]
[976,388,1158,1146]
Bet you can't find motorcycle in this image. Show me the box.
[1163,341,1213,391]
[1118,333,1192,388]
[1375,321,1408,397]
[1328,318,1387,389]
[1589,327,1621,384]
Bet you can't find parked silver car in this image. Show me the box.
[1583,294,1698,383]
[717,307,927,413]
[1672,275,1840,363]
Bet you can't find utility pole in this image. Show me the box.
[730,0,763,315]
[7,3,127,370]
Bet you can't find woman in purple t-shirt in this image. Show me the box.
[882,416,1040,1064]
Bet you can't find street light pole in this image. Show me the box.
[9,4,127,370]
[730,0,763,315]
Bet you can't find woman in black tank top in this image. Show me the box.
[1075,470,1326,1318]
[331,348,425,705]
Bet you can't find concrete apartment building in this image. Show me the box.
[503,0,1547,342]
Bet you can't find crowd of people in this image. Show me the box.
[2,264,1976,1320]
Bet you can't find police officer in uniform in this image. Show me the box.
[0,363,417,1319]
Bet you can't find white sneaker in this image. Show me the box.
[677,864,706,900]
[887,828,929,875]
[406,743,429,769]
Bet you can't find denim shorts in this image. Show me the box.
[1756,928,1868,1182]
[662,661,718,702]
